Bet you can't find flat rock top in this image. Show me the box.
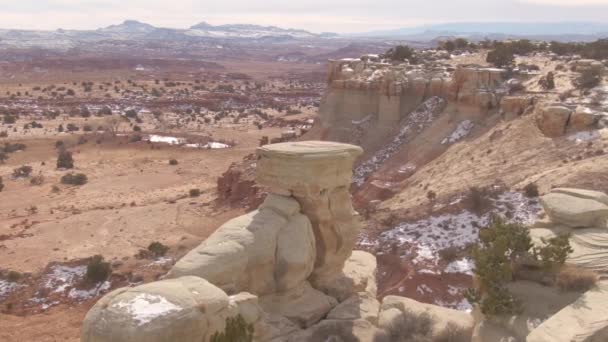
[257,141,363,159]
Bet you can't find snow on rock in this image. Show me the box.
[112,293,183,326]
[353,96,446,186]
[442,120,474,145]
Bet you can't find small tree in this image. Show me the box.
[57,149,74,169]
[486,46,515,68]
[85,255,111,283]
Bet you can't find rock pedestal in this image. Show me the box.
[256,141,363,285]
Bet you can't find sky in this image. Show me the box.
[1,0,608,33]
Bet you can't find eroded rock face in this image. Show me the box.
[81,276,236,342]
[167,194,316,296]
[256,141,364,285]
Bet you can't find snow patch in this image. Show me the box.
[112,293,183,326]
[44,265,86,293]
[0,279,19,298]
[444,258,475,275]
[68,281,111,300]
[566,130,601,143]
[148,135,185,145]
[442,120,474,145]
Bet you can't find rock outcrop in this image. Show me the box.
[81,140,481,342]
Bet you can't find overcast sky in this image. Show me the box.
[2,0,608,33]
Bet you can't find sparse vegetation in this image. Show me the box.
[12,165,33,179]
[169,159,178,165]
[189,188,201,197]
[383,45,418,64]
[384,309,434,341]
[60,173,88,185]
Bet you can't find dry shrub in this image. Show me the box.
[435,322,471,342]
[385,309,434,341]
[556,265,598,292]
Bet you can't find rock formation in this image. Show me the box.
[82,140,476,342]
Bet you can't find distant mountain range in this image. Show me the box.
[0,20,338,50]
[1,20,607,51]
[354,22,608,41]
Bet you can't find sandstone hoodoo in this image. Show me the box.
[80,140,477,341]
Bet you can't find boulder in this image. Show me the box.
[540,191,608,228]
[314,250,377,302]
[167,194,315,296]
[552,188,608,206]
[379,296,474,340]
[527,282,608,342]
[537,105,572,137]
[570,107,601,131]
[326,292,380,324]
[81,276,235,342]
[501,95,534,119]
[530,226,608,273]
[259,281,337,328]
[284,319,388,342]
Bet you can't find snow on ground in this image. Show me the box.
[377,191,542,266]
[202,142,231,149]
[44,265,87,293]
[444,258,475,275]
[353,97,446,185]
[68,281,111,300]
[148,135,185,145]
[566,129,607,144]
[442,120,474,145]
[112,293,182,326]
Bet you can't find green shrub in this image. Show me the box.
[61,173,88,185]
[189,188,201,197]
[523,183,539,198]
[210,315,254,342]
[486,46,515,68]
[56,149,74,169]
[85,255,111,283]
[534,233,573,271]
[147,242,169,258]
[383,45,417,64]
[7,270,22,282]
[465,187,490,215]
[467,216,573,317]
[169,159,178,165]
